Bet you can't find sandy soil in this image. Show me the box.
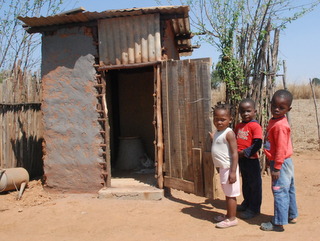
[0,99,319,241]
[290,99,319,151]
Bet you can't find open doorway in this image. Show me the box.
[105,67,156,185]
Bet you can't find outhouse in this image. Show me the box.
[19,6,215,197]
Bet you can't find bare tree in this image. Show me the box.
[0,0,64,76]
[158,0,320,126]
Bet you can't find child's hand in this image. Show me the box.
[271,170,280,181]
[208,132,213,141]
[238,151,244,159]
[228,171,237,184]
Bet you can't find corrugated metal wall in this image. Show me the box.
[98,13,161,65]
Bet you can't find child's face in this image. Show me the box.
[271,96,292,118]
[213,109,231,131]
[239,102,256,122]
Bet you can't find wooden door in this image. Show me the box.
[160,58,214,197]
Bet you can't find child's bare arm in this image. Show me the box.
[226,131,239,184]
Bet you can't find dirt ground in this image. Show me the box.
[0,99,319,241]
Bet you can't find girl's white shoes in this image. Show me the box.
[216,218,238,228]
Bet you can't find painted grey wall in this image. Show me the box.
[41,26,103,191]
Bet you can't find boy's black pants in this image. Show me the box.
[239,157,262,214]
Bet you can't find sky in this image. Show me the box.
[61,0,320,84]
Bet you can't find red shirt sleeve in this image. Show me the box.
[264,118,293,170]
[272,125,290,169]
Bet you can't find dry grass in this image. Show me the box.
[290,99,319,151]
[287,84,320,99]
[211,84,320,151]
[211,83,320,101]
[211,83,226,105]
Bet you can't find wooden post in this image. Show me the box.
[282,60,290,124]
[155,64,164,188]
[309,79,320,150]
[282,60,287,90]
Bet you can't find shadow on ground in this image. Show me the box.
[166,191,272,226]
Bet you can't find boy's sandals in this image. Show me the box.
[239,210,259,219]
[260,222,284,232]
[216,218,238,228]
[289,218,297,224]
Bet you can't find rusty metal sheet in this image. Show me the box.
[98,14,161,65]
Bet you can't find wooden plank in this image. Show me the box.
[164,176,194,194]
[161,61,170,176]
[168,61,182,178]
[0,82,2,168]
[165,61,175,177]
[199,59,212,152]
[14,105,18,167]
[195,61,205,150]
[184,60,193,180]
[203,151,216,199]
[189,60,200,150]
[195,59,215,198]
[27,75,32,170]
[192,148,204,196]
[7,79,11,167]
[1,81,6,168]
[0,86,2,168]
[98,61,159,71]
[3,79,6,167]
[177,60,190,180]
[9,106,13,167]
[200,59,213,152]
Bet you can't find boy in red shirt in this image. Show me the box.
[235,99,263,219]
[260,89,298,232]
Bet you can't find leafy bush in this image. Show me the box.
[312,78,320,85]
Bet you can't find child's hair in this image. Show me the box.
[273,89,293,106]
[212,102,232,116]
[239,98,255,108]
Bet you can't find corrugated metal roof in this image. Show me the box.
[18,5,193,55]
[98,14,162,65]
[18,6,189,29]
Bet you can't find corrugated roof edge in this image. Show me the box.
[18,5,190,29]
[17,5,193,55]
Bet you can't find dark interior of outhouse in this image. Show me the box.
[105,67,156,185]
